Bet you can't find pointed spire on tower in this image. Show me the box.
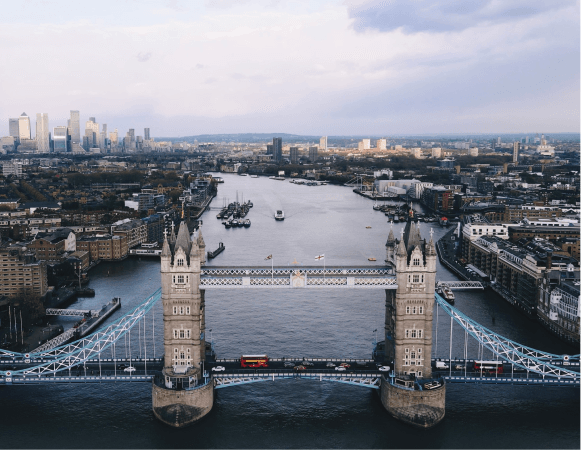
[397,228,407,257]
[169,221,176,244]
[161,230,171,257]
[426,227,436,256]
[175,221,191,254]
[386,222,395,246]
[197,225,205,247]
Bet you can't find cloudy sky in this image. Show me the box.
[0,0,579,137]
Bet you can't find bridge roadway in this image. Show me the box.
[1,358,578,387]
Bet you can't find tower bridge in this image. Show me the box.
[0,213,579,430]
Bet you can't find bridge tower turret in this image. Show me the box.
[152,221,213,428]
[380,209,446,428]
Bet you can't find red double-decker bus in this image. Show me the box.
[241,354,269,368]
[474,360,503,374]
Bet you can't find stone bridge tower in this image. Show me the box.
[381,211,446,428]
[152,222,213,427]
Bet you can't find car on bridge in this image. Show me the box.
[293,365,306,371]
[283,361,295,368]
[335,366,347,371]
[124,366,136,373]
[211,366,226,372]
[378,366,390,372]
[301,361,314,367]
[326,362,336,368]
[339,363,351,369]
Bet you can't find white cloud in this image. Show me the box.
[0,0,578,135]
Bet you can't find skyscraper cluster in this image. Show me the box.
[1,110,153,154]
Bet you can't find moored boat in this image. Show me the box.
[275,210,284,221]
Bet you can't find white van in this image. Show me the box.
[435,361,449,369]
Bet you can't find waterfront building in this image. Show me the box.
[513,141,519,163]
[35,113,50,154]
[464,233,578,317]
[111,219,147,249]
[28,228,76,261]
[18,113,31,141]
[421,186,454,213]
[308,146,318,162]
[431,147,442,158]
[538,269,580,344]
[0,241,48,297]
[289,146,299,164]
[144,128,150,140]
[469,147,479,157]
[319,136,327,151]
[273,137,282,163]
[376,139,387,150]
[142,214,164,243]
[76,234,128,262]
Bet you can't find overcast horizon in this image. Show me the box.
[1,0,579,138]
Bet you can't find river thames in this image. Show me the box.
[1,173,578,448]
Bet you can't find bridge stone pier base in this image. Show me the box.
[152,222,213,427]
[152,379,214,427]
[380,379,446,428]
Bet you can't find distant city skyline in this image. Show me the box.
[0,1,579,137]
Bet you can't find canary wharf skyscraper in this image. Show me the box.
[35,113,50,153]
[68,110,81,145]
[18,112,31,140]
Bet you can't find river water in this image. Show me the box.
[1,174,579,449]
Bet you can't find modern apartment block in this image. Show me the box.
[0,242,48,298]
[111,219,147,249]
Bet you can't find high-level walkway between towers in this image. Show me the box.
[199,266,483,289]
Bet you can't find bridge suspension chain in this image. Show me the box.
[435,293,579,380]
[0,289,161,376]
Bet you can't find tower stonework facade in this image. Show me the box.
[381,212,446,428]
[152,222,213,427]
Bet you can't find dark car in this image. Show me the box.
[293,365,306,371]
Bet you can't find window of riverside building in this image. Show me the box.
[177,258,184,266]
[419,306,423,314]
[177,275,184,284]
[179,306,184,315]
[413,275,420,283]
[179,330,185,339]
[406,306,410,314]
[413,258,420,266]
